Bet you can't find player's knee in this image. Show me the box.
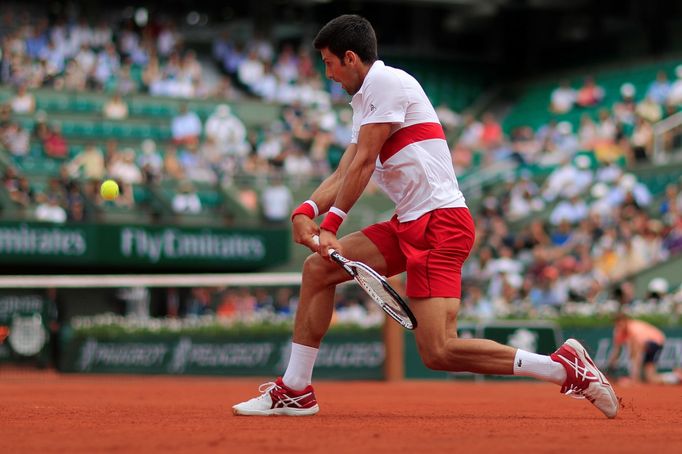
[302,254,337,286]
[419,346,450,371]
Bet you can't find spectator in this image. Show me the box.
[8,176,35,207]
[542,155,593,201]
[204,104,250,158]
[102,93,129,120]
[35,193,67,223]
[42,123,68,159]
[1,122,30,157]
[283,146,314,181]
[578,114,598,150]
[646,70,671,106]
[529,266,565,310]
[613,83,637,127]
[185,288,213,317]
[636,95,663,123]
[576,76,604,107]
[171,103,201,147]
[435,102,460,132]
[480,113,503,151]
[178,146,217,184]
[540,121,579,165]
[172,181,202,214]
[138,139,164,183]
[66,190,87,222]
[108,148,142,206]
[549,79,576,114]
[550,194,589,226]
[10,84,35,114]
[68,144,105,180]
[163,145,185,180]
[237,49,265,89]
[630,117,653,163]
[260,173,293,224]
[666,65,682,106]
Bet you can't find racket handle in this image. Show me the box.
[312,234,339,257]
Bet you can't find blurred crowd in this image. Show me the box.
[113,284,383,328]
[452,67,682,320]
[451,68,682,174]
[0,4,354,222]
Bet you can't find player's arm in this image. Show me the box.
[309,143,359,213]
[318,122,392,254]
[605,344,620,369]
[628,340,644,383]
[291,143,358,250]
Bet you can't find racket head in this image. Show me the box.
[349,261,417,330]
[313,236,417,330]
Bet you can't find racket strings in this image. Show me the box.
[355,268,409,318]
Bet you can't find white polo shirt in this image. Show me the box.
[350,60,466,222]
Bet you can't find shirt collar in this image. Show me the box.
[353,60,384,98]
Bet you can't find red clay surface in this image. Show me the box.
[1,371,681,453]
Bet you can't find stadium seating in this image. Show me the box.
[503,59,681,132]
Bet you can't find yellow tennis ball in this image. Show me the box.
[100,179,119,200]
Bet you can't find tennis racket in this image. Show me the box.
[312,235,417,330]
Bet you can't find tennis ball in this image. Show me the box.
[100,179,119,200]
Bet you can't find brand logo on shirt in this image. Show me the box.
[370,103,376,112]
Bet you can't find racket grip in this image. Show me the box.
[312,235,338,256]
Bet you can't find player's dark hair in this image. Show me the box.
[313,15,378,64]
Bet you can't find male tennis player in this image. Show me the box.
[233,14,619,418]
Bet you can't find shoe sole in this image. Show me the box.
[565,338,619,419]
[232,405,320,416]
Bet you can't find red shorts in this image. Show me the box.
[362,207,475,299]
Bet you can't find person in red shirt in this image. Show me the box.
[606,312,682,384]
[43,124,69,159]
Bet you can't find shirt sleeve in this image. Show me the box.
[359,72,407,126]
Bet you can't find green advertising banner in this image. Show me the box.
[0,221,289,271]
[59,330,384,379]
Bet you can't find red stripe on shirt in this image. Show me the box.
[379,122,446,164]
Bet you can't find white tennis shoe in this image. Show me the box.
[551,338,619,419]
[232,377,319,416]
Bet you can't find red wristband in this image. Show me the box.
[291,200,318,222]
[320,207,347,235]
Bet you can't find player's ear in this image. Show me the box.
[344,51,355,65]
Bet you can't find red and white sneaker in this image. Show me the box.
[550,338,619,419]
[232,377,319,416]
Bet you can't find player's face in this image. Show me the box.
[320,48,362,95]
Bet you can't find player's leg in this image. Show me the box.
[409,297,617,417]
[642,342,680,384]
[403,207,617,417]
[233,229,393,416]
[283,230,390,390]
[409,297,563,380]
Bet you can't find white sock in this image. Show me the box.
[513,349,567,385]
[282,343,319,391]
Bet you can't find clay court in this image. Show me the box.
[1,372,681,453]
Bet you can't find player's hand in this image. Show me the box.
[292,215,320,252]
[318,229,342,258]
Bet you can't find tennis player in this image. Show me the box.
[233,14,619,418]
[606,312,682,385]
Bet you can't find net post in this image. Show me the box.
[383,275,405,381]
